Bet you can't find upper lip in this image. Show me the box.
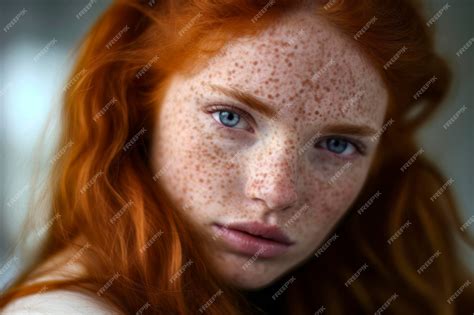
[217,221,294,245]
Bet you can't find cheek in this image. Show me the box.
[296,161,370,243]
[153,101,243,218]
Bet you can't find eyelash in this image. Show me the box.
[206,104,367,156]
[316,136,367,157]
[207,104,255,132]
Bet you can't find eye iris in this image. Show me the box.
[327,138,348,154]
[219,111,240,127]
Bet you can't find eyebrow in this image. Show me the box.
[318,124,378,137]
[208,83,378,137]
[209,84,278,117]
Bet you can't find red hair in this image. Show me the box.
[1,0,473,314]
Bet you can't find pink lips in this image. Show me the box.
[212,221,294,258]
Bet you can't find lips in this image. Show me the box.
[212,221,294,258]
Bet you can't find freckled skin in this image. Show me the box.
[151,11,388,289]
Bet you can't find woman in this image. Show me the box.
[1,0,473,314]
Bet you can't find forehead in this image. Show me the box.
[186,11,388,130]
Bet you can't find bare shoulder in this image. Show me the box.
[1,289,123,314]
[2,238,123,314]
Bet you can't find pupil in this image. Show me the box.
[220,111,239,127]
[328,138,347,153]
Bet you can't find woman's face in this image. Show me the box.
[151,11,388,290]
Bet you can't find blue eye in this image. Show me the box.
[209,105,252,131]
[318,137,358,156]
[215,111,240,127]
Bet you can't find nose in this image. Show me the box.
[244,137,299,212]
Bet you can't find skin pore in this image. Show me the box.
[150,10,388,290]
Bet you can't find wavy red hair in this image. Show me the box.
[1,0,473,314]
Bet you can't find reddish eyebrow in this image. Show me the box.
[319,124,378,137]
[209,84,378,137]
[209,84,278,118]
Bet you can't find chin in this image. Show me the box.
[223,269,284,291]
[231,277,275,291]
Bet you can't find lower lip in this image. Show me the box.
[212,224,292,258]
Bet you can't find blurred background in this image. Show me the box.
[1,0,473,290]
